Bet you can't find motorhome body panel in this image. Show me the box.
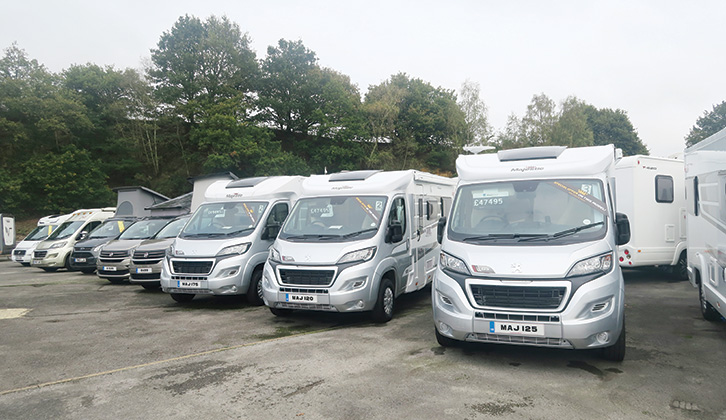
[11,213,71,265]
[435,145,626,355]
[615,156,686,268]
[685,128,726,319]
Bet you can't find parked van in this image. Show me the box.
[70,217,137,273]
[97,217,177,283]
[615,155,687,278]
[161,176,305,304]
[32,208,116,272]
[262,170,456,322]
[129,215,190,290]
[685,127,726,321]
[12,213,71,266]
[433,146,631,361]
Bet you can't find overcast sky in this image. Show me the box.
[2,0,725,157]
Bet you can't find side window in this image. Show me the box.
[264,203,289,239]
[694,177,700,216]
[389,197,406,234]
[655,175,674,203]
[86,221,101,233]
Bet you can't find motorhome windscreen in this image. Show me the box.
[118,219,170,240]
[180,202,268,239]
[449,179,608,245]
[25,225,53,241]
[154,217,189,239]
[280,196,388,241]
[89,220,130,239]
[47,221,84,240]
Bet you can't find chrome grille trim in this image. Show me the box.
[468,333,571,347]
[276,302,336,311]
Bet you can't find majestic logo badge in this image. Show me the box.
[510,263,522,273]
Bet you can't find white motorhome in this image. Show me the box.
[433,145,631,361]
[160,176,305,304]
[262,170,456,322]
[11,213,71,266]
[615,155,687,278]
[685,127,726,321]
[32,208,116,272]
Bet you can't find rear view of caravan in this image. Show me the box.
[615,156,687,278]
[685,127,726,321]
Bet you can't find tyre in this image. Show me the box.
[81,268,95,274]
[372,278,395,323]
[246,269,264,306]
[41,267,58,272]
[171,293,195,303]
[675,252,688,281]
[699,282,721,321]
[64,255,74,271]
[435,327,458,347]
[270,307,293,317]
[601,321,626,362]
[141,284,159,291]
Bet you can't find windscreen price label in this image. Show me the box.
[474,198,504,206]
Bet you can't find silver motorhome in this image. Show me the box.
[262,170,456,322]
[685,127,726,321]
[160,176,305,304]
[129,215,190,290]
[433,146,631,361]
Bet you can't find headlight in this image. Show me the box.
[269,247,281,262]
[217,243,250,257]
[93,245,104,254]
[440,252,470,275]
[49,241,67,249]
[567,253,613,277]
[337,247,376,264]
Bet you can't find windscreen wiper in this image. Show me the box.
[342,228,378,239]
[284,234,342,240]
[462,233,545,242]
[224,228,254,237]
[519,221,605,242]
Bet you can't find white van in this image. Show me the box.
[11,213,71,266]
[262,170,456,322]
[433,146,631,361]
[685,127,726,321]
[32,208,116,272]
[160,176,305,304]
[615,155,687,278]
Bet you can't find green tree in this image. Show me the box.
[685,101,726,147]
[551,96,594,148]
[458,79,493,147]
[584,106,648,155]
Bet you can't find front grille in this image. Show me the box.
[72,251,93,259]
[13,249,25,256]
[469,333,569,347]
[171,275,208,281]
[475,312,560,323]
[130,273,160,280]
[132,249,165,265]
[172,260,213,275]
[100,250,129,258]
[99,257,125,263]
[98,269,129,276]
[279,269,335,286]
[75,247,92,252]
[469,285,566,309]
[34,250,48,258]
[279,287,329,294]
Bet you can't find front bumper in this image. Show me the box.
[69,251,97,270]
[160,256,248,296]
[129,261,162,285]
[261,260,378,313]
[432,268,623,350]
[11,249,31,265]
[31,250,70,268]
[97,258,131,279]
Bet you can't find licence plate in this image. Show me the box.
[178,280,202,288]
[32,259,42,265]
[136,267,152,274]
[490,321,545,336]
[285,293,318,303]
[74,258,87,263]
[102,266,117,271]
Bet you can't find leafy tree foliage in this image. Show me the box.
[584,106,648,155]
[685,101,726,147]
[458,80,493,147]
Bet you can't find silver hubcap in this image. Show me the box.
[383,287,394,316]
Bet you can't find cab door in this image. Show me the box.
[385,196,410,295]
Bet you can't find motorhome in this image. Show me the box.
[69,217,137,273]
[615,155,687,278]
[685,127,726,321]
[97,217,176,283]
[433,145,631,361]
[32,208,116,272]
[129,215,190,290]
[262,170,456,322]
[11,214,71,266]
[160,176,305,304]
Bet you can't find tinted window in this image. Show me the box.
[655,175,674,203]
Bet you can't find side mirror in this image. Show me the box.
[77,231,88,241]
[386,222,404,243]
[615,212,631,246]
[262,223,281,240]
[437,217,447,244]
